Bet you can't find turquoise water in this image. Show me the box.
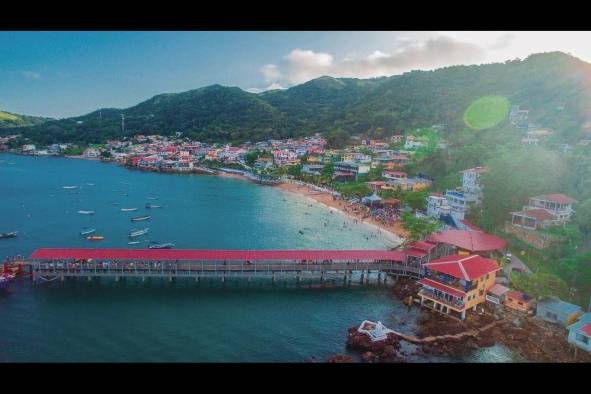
[0,154,515,362]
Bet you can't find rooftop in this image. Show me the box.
[423,254,500,281]
[531,193,577,205]
[427,230,507,252]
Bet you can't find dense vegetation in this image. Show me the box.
[0,111,50,129]
[5,52,591,146]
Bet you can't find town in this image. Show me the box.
[2,117,590,361]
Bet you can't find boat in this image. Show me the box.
[0,272,16,288]
[63,185,78,189]
[145,203,163,209]
[77,210,95,215]
[0,231,18,239]
[80,228,96,235]
[86,235,104,241]
[131,215,151,222]
[128,241,141,245]
[86,183,95,186]
[121,207,138,212]
[149,242,174,249]
[147,196,159,200]
[128,228,149,237]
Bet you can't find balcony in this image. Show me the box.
[419,288,465,311]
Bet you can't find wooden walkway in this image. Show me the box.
[389,319,507,344]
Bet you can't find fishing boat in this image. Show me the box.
[63,185,78,189]
[121,207,138,212]
[131,215,151,222]
[77,210,95,215]
[0,231,18,239]
[86,235,104,241]
[145,203,163,209]
[128,228,149,237]
[148,242,174,249]
[80,228,96,236]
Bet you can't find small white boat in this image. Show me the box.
[80,228,96,235]
[147,196,159,200]
[149,242,174,249]
[131,215,151,222]
[86,183,95,186]
[128,241,141,245]
[63,185,78,189]
[77,210,95,215]
[121,207,138,212]
[129,227,149,238]
[145,203,163,209]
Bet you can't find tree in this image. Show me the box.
[510,271,569,300]
[400,213,441,244]
[574,199,591,233]
[287,164,302,177]
[321,161,334,181]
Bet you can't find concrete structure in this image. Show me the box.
[418,254,500,320]
[536,298,583,327]
[567,313,591,353]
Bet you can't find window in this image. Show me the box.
[546,311,558,321]
[575,333,589,345]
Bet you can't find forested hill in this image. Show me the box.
[0,111,51,129]
[6,51,591,145]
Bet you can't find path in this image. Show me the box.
[390,319,506,344]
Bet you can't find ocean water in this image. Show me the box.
[0,154,515,362]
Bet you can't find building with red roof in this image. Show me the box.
[426,229,507,257]
[504,290,535,312]
[418,254,500,319]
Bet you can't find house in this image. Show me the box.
[567,313,591,353]
[509,193,577,232]
[486,283,509,306]
[418,254,501,319]
[504,290,535,313]
[527,194,577,222]
[461,167,485,205]
[403,241,437,266]
[390,134,404,144]
[22,144,36,153]
[302,164,325,176]
[426,193,452,219]
[536,298,583,327]
[333,161,370,179]
[272,149,298,166]
[444,189,467,222]
[365,181,386,192]
[404,135,426,150]
[510,208,561,230]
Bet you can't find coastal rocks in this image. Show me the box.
[327,354,354,363]
[346,327,403,362]
[390,277,420,301]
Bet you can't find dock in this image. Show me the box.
[18,248,422,284]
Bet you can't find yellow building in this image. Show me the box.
[418,254,500,320]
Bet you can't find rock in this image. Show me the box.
[327,355,354,363]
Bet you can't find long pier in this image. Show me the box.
[22,248,421,284]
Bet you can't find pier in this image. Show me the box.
[21,248,421,284]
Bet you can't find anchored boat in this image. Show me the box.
[77,210,95,215]
[145,203,163,209]
[148,242,174,249]
[80,228,96,235]
[62,185,78,189]
[131,215,151,222]
[0,231,18,239]
[86,235,104,241]
[121,207,138,212]
[128,228,149,238]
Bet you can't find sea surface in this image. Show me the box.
[0,153,516,362]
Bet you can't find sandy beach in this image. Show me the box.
[278,182,406,246]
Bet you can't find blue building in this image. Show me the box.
[567,313,591,353]
[536,298,583,327]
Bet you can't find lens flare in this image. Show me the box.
[464,96,510,130]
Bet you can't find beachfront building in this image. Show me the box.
[84,148,100,159]
[427,229,507,258]
[22,144,36,153]
[272,149,298,166]
[536,298,583,327]
[418,254,501,319]
[567,313,591,353]
[302,164,325,176]
[333,161,370,180]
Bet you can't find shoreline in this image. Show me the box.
[277,182,405,246]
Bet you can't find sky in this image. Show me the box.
[2,31,591,119]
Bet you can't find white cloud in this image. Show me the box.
[259,35,487,88]
[20,70,41,80]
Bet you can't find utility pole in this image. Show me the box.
[121,114,125,134]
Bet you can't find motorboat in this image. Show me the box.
[131,215,151,222]
[145,203,163,209]
[77,210,95,215]
[128,228,149,238]
[80,228,96,236]
[63,185,78,189]
[121,207,138,212]
[148,242,174,249]
[128,241,141,245]
[86,235,104,241]
[0,231,18,239]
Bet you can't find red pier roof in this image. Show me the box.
[29,248,406,262]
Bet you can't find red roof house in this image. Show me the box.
[427,230,507,255]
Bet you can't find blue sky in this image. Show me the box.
[2,31,591,119]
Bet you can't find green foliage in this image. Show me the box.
[574,199,591,233]
[479,147,566,230]
[287,164,302,177]
[463,96,510,130]
[63,146,85,156]
[367,164,384,181]
[400,213,441,244]
[244,149,271,167]
[510,271,569,299]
